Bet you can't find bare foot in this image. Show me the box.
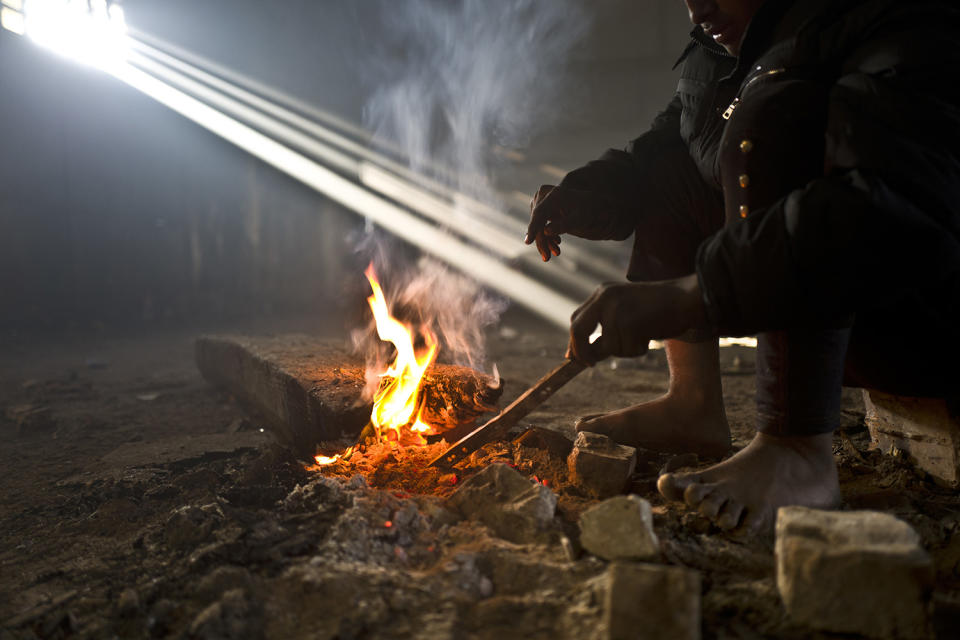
[575,394,730,457]
[575,338,732,457]
[657,432,841,535]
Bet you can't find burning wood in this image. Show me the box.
[195,263,505,464]
[314,265,503,464]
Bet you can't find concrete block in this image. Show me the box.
[863,389,960,487]
[580,495,659,562]
[775,506,934,638]
[567,431,637,498]
[604,562,701,640]
[445,463,557,544]
[195,334,499,459]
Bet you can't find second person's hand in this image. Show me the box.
[567,274,710,365]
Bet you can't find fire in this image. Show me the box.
[314,264,439,466]
[364,264,439,442]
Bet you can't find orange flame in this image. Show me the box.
[365,263,438,442]
[314,264,438,466]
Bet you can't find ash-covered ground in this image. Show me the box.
[1,312,959,639]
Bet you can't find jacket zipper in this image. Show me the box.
[722,67,786,120]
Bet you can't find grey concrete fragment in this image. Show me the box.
[579,495,659,562]
[604,562,701,640]
[195,335,370,458]
[864,389,960,487]
[195,334,500,459]
[567,431,637,498]
[445,463,557,544]
[776,506,934,638]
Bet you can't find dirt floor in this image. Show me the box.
[1,311,958,639]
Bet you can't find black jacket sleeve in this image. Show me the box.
[696,6,960,336]
[554,94,689,241]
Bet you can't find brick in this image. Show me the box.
[775,506,933,638]
[567,431,637,498]
[863,390,960,487]
[195,334,500,459]
[579,495,659,562]
[604,562,701,640]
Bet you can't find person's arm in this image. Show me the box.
[525,95,688,259]
[696,6,960,335]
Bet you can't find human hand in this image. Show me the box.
[567,274,709,365]
[524,184,620,261]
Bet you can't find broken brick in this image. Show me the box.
[567,431,637,498]
[775,506,934,638]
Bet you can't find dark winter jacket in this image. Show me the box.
[560,0,960,336]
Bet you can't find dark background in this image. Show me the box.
[0,0,691,334]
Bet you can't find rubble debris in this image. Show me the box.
[863,389,960,487]
[164,504,224,550]
[195,334,501,459]
[579,495,660,562]
[603,562,701,640]
[195,567,255,605]
[775,506,934,638]
[116,588,140,617]
[513,426,575,458]
[567,431,637,498]
[188,588,258,640]
[6,404,57,436]
[445,463,557,544]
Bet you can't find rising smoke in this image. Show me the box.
[352,0,589,396]
[363,0,589,201]
[350,232,508,400]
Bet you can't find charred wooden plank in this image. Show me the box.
[195,334,502,460]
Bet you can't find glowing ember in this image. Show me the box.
[314,264,439,466]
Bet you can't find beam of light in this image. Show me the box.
[1,7,25,34]
[109,62,582,328]
[4,2,758,347]
[20,0,128,70]
[127,32,628,283]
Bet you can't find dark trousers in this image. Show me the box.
[627,188,959,436]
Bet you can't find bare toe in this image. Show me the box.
[657,472,699,502]
[573,414,604,432]
[716,501,744,530]
[683,481,716,507]
[697,491,728,519]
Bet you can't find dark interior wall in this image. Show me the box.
[0,1,691,333]
[0,30,362,332]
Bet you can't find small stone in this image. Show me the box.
[579,495,659,562]
[445,463,557,544]
[195,566,254,603]
[604,562,700,640]
[567,432,637,498]
[117,588,139,616]
[189,589,251,639]
[7,404,57,436]
[163,504,221,549]
[776,506,934,638]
